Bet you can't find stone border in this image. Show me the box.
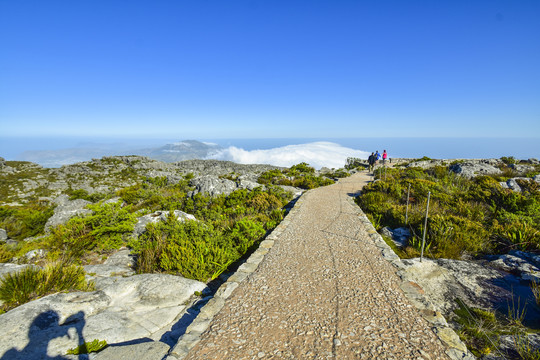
[347,197,475,360]
[165,195,307,360]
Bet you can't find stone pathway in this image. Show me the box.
[176,172,451,360]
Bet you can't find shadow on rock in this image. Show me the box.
[1,310,86,360]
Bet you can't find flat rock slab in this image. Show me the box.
[94,340,170,360]
[182,172,450,359]
[0,274,206,359]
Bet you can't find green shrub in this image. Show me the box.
[499,219,540,251]
[66,339,108,355]
[257,169,286,185]
[46,202,137,262]
[500,156,518,165]
[134,219,237,281]
[68,189,107,202]
[130,186,290,282]
[258,164,335,189]
[288,162,315,174]
[0,203,54,240]
[425,214,489,258]
[356,165,540,259]
[0,262,94,311]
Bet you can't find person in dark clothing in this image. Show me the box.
[368,152,375,172]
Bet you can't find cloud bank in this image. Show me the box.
[209,142,369,169]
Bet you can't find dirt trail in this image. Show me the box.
[184,171,449,359]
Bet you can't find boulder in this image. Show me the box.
[237,179,263,191]
[528,158,539,165]
[449,161,503,178]
[44,195,92,232]
[380,226,393,238]
[0,274,206,359]
[24,249,47,261]
[188,175,237,197]
[133,210,196,237]
[486,250,540,282]
[505,178,522,192]
[0,228,7,241]
[510,163,536,174]
[380,227,409,248]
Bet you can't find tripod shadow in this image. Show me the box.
[1,310,87,360]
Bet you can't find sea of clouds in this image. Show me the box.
[209,142,370,169]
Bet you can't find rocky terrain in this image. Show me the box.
[1,155,540,359]
[0,155,286,206]
[0,155,302,359]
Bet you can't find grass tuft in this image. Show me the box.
[0,262,94,311]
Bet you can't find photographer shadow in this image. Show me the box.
[1,310,87,360]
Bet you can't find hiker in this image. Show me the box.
[368,152,375,172]
[382,150,388,165]
[375,150,380,164]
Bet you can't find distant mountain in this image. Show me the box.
[17,140,223,168]
[137,140,223,163]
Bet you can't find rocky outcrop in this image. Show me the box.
[486,250,540,282]
[400,258,512,316]
[449,161,503,178]
[500,177,540,192]
[0,272,206,359]
[1,157,285,205]
[44,194,92,232]
[188,175,238,197]
[133,210,197,237]
[174,159,282,177]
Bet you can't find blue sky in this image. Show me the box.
[1,0,539,139]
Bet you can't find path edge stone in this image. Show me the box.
[166,194,307,360]
[347,196,476,360]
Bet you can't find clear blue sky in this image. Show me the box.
[1,0,539,139]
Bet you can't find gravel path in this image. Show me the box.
[184,172,450,360]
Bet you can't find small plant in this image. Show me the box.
[453,299,501,357]
[513,333,540,360]
[66,339,108,355]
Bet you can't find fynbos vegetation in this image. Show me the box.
[356,164,540,258]
[1,159,329,311]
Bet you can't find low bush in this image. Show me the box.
[130,186,292,282]
[258,163,336,190]
[46,201,137,262]
[0,203,54,240]
[355,164,540,258]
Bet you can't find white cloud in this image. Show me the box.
[208,142,369,169]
